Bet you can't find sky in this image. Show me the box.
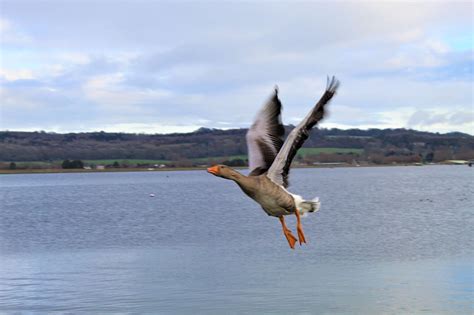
[0,0,473,134]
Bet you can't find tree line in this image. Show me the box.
[0,127,472,166]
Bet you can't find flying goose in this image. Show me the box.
[207,77,340,248]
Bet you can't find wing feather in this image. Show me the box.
[267,76,340,187]
[246,88,285,176]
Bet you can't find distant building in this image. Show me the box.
[442,160,467,165]
[96,165,105,170]
[83,166,92,170]
[312,162,346,166]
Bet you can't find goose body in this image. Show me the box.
[235,174,295,217]
[207,77,339,248]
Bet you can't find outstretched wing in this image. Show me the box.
[267,76,340,187]
[246,87,285,176]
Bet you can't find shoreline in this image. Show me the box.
[0,163,463,175]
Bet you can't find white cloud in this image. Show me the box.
[385,39,452,70]
[97,123,203,134]
[57,52,90,65]
[0,1,472,134]
[392,29,424,43]
[0,69,34,81]
[407,109,474,134]
[0,87,40,110]
[82,73,173,108]
[0,18,31,44]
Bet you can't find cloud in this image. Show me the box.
[408,110,474,131]
[82,73,173,109]
[97,123,204,134]
[0,1,472,134]
[0,69,34,81]
[0,18,31,45]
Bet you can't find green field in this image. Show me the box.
[195,148,363,162]
[297,147,364,156]
[84,159,170,165]
[13,161,57,167]
[5,148,363,168]
[87,156,247,165]
[192,155,248,163]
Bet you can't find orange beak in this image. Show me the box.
[207,165,219,175]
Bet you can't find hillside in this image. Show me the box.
[1,127,473,169]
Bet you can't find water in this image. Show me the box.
[0,166,472,313]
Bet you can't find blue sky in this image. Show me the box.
[0,1,472,134]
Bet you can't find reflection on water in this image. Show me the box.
[0,166,473,313]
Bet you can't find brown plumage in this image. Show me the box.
[207,77,340,249]
[246,87,285,176]
[211,165,296,216]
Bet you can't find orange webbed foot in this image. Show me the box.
[279,216,297,249]
[284,228,297,249]
[297,225,306,245]
[294,209,307,245]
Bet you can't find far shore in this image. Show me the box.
[1,163,467,175]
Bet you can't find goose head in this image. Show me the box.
[207,164,239,180]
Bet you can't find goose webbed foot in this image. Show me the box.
[296,225,306,245]
[279,216,297,249]
[295,209,307,245]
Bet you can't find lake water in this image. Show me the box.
[0,166,472,314]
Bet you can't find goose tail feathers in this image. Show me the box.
[299,197,321,216]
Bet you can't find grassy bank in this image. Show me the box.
[2,147,363,169]
[0,166,210,175]
[0,163,446,175]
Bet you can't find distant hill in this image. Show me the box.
[0,128,473,167]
